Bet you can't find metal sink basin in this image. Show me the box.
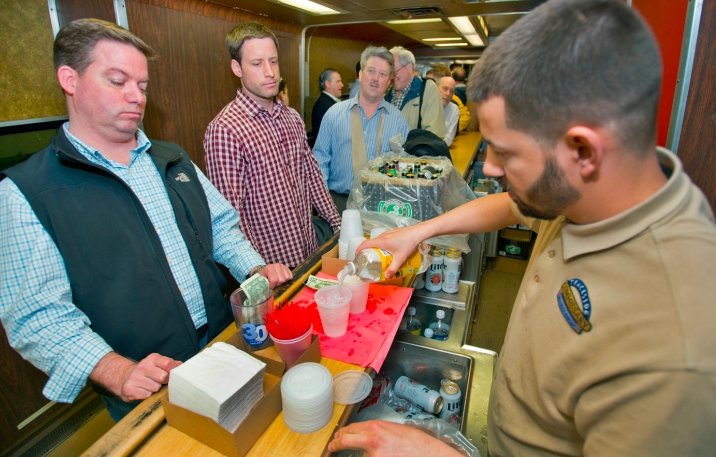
[380,340,472,428]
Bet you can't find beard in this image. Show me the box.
[504,157,580,220]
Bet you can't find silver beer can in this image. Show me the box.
[425,247,444,292]
[394,375,443,414]
[438,379,462,422]
[441,248,462,294]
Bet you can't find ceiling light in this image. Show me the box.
[386,18,443,25]
[463,33,484,47]
[435,42,468,47]
[423,37,463,42]
[276,0,340,15]
[447,16,478,36]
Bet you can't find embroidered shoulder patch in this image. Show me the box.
[556,278,592,334]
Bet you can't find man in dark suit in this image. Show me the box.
[309,68,343,146]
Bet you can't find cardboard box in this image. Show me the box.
[320,245,412,287]
[162,334,321,457]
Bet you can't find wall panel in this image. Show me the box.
[677,0,716,211]
[127,0,302,170]
[0,0,64,122]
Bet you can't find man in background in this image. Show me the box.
[451,65,467,105]
[0,18,291,421]
[204,22,340,268]
[312,46,409,212]
[310,67,343,146]
[329,0,716,455]
[385,46,445,139]
[437,75,460,146]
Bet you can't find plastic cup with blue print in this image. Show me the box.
[230,287,274,351]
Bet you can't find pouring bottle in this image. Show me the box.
[339,243,431,283]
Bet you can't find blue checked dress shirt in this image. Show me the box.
[312,97,409,194]
[0,124,263,403]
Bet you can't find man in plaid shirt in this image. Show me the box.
[204,22,340,268]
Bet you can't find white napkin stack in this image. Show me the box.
[168,342,266,432]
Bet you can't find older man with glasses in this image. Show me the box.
[385,46,446,140]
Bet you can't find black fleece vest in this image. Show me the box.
[2,130,232,363]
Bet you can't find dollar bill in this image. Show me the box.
[305,275,339,290]
[241,273,271,306]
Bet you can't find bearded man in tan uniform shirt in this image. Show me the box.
[328,0,716,456]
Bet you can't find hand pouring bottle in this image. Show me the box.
[339,243,431,283]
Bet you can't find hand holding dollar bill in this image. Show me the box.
[240,273,271,306]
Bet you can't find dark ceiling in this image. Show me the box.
[208,0,548,62]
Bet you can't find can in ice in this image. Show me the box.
[394,375,443,414]
[441,248,462,294]
[438,379,462,422]
[425,247,444,292]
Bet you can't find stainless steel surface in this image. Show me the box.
[342,231,495,455]
[395,230,495,454]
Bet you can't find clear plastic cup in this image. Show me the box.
[314,285,352,337]
[342,274,369,314]
[230,288,273,351]
[270,325,313,369]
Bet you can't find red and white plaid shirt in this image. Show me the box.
[204,90,340,268]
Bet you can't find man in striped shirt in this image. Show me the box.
[312,46,409,212]
[204,22,340,268]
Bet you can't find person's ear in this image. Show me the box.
[564,126,603,179]
[57,65,77,95]
[231,59,242,78]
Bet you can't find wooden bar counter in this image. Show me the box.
[83,238,363,457]
[450,131,482,179]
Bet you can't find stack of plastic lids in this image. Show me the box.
[281,362,334,433]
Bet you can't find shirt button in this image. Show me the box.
[533,274,540,283]
[548,250,556,258]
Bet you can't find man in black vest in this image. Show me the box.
[0,18,292,421]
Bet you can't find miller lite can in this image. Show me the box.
[439,379,462,422]
[425,247,444,292]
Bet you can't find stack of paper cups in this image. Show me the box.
[339,209,363,260]
[281,362,334,433]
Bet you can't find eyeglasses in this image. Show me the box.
[364,67,390,80]
[395,63,411,74]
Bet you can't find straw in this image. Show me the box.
[265,302,312,340]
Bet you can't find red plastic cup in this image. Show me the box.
[270,325,313,369]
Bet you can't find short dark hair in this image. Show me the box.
[319,68,338,91]
[53,18,155,74]
[226,21,279,62]
[469,0,661,152]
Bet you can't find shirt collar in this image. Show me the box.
[323,91,341,103]
[349,97,392,115]
[62,122,151,169]
[561,147,686,260]
[235,88,282,119]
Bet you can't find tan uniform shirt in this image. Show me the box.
[488,148,716,456]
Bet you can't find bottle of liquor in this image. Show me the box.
[405,306,422,336]
[339,244,431,283]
